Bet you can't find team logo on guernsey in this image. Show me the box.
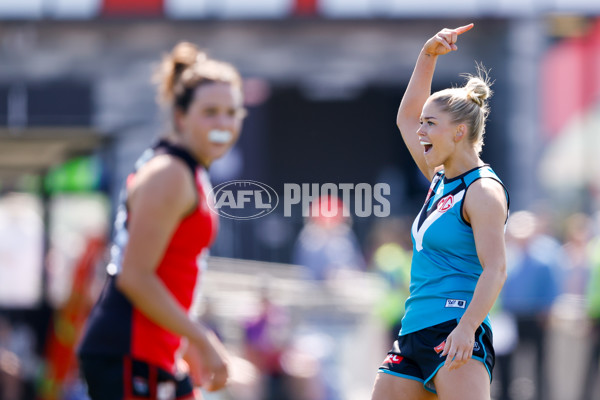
[384,354,403,364]
[207,180,279,220]
[437,194,454,213]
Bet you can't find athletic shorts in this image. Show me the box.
[79,355,194,400]
[378,319,495,394]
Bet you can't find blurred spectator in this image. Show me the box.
[199,299,223,341]
[498,211,560,400]
[0,317,38,400]
[0,317,21,400]
[366,218,412,342]
[560,213,593,297]
[290,196,367,400]
[489,301,518,400]
[292,195,365,281]
[41,235,106,400]
[528,204,566,274]
[581,217,600,400]
[243,290,292,400]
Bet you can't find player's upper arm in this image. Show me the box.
[463,178,508,271]
[121,156,196,276]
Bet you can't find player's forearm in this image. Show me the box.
[459,263,506,332]
[397,50,439,179]
[397,50,438,127]
[117,270,205,343]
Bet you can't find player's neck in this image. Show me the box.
[443,151,483,179]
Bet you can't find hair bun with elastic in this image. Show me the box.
[154,41,242,112]
[156,42,208,105]
[465,77,491,107]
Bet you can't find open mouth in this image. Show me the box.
[420,141,433,154]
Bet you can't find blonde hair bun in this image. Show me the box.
[465,77,492,107]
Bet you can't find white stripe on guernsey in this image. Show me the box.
[412,190,465,252]
[189,249,209,319]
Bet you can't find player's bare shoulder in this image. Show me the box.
[464,177,508,224]
[129,154,196,213]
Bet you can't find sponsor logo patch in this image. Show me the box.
[445,299,466,308]
[474,341,481,352]
[384,354,404,365]
[434,340,446,354]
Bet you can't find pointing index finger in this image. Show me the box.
[455,23,474,35]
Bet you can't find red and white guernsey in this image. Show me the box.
[78,140,218,373]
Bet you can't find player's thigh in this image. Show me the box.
[433,359,490,400]
[371,372,437,400]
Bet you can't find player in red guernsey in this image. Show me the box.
[77,42,246,400]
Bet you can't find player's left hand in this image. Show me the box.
[181,339,204,387]
[441,323,476,371]
[190,326,230,392]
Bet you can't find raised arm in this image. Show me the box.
[397,24,474,181]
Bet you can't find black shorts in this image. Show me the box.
[378,319,495,394]
[79,355,194,400]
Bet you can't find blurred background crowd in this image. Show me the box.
[0,1,600,399]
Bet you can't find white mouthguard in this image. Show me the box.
[208,129,232,144]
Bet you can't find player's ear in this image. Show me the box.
[454,124,467,142]
[173,107,186,133]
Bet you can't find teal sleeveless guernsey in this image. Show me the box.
[400,165,508,335]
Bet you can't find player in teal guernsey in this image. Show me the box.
[403,165,506,336]
[372,24,509,400]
